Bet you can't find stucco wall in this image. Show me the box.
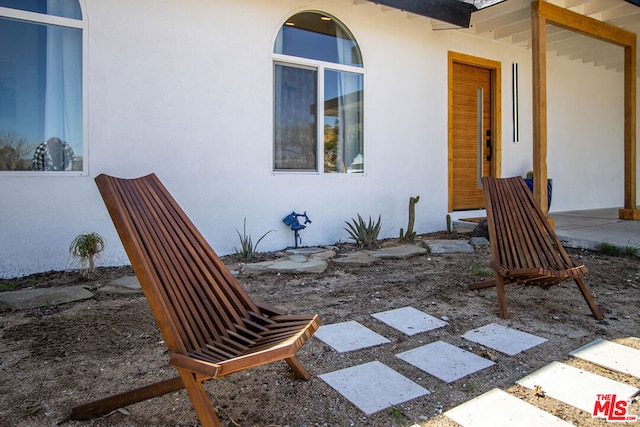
[0,0,636,278]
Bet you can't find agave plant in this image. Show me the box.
[234,218,274,261]
[345,214,382,249]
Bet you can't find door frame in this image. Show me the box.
[448,51,502,212]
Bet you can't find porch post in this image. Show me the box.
[531,1,548,217]
[619,42,638,220]
[531,1,638,220]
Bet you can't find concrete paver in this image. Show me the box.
[517,361,640,413]
[314,320,390,353]
[570,338,640,378]
[319,361,429,415]
[462,323,548,356]
[397,340,495,383]
[445,388,573,427]
[372,306,447,336]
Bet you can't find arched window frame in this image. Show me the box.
[272,11,365,175]
[0,1,87,176]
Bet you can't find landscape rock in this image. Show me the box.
[0,286,94,310]
[97,275,143,295]
[372,245,427,259]
[427,240,474,254]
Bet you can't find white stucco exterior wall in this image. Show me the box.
[0,0,636,278]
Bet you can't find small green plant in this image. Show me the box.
[386,406,409,425]
[471,263,493,277]
[69,232,105,277]
[234,218,273,261]
[597,242,621,256]
[345,214,382,249]
[446,214,452,233]
[399,195,419,242]
[0,282,16,291]
[623,244,639,257]
[525,170,534,179]
[464,381,481,392]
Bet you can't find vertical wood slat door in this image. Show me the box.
[451,62,492,211]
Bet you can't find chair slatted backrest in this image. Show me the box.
[482,176,578,277]
[95,173,264,357]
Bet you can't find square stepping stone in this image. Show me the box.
[517,361,640,413]
[372,306,447,336]
[396,340,495,383]
[462,323,547,356]
[445,388,573,427]
[319,361,430,415]
[314,321,390,352]
[570,338,640,378]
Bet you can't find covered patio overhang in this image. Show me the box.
[358,0,639,220]
[530,1,638,220]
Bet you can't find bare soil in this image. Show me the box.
[1,234,639,427]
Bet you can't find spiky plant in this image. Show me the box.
[345,214,382,249]
[234,218,273,261]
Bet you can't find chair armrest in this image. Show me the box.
[169,353,221,378]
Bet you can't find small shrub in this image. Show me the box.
[623,244,639,257]
[234,218,273,261]
[69,232,105,277]
[345,214,381,249]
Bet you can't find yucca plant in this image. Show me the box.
[345,214,382,249]
[69,232,105,277]
[234,218,273,261]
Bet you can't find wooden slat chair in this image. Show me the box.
[469,176,603,320]
[71,173,321,427]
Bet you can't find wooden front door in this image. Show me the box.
[450,61,493,210]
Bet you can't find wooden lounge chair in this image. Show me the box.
[71,173,321,427]
[469,176,603,320]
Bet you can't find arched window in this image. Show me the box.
[0,0,85,173]
[273,11,364,173]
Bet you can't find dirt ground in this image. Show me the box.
[1,234,639,427]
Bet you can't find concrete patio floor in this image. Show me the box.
[551,208,640,252]
[455,207,640,254]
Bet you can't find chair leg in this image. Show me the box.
[70,376,185,420]
[469,278,496,290]
[495,275,509,319]
[285,356,311,381]
[574,276,604,320]
[177,370,221,427]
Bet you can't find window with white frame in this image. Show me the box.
[0,0,84,172]
[273,11,363,173]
